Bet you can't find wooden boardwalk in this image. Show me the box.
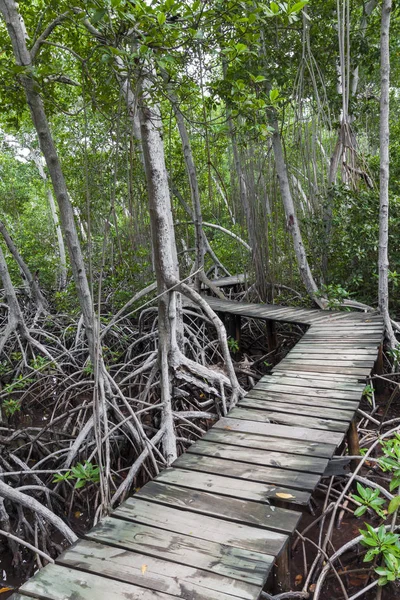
[10,298,384,600]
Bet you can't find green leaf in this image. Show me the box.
[157,12,166,25]
[289,1,308,14]
[269,88,279,102]
[354,505,367,517]
[91,9,106,24]
[388,495,400,514]
[270,2,280,14]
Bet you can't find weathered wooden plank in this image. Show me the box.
[229,407,349,432]
[113,497,288,556]
[136,481,302,533]
[216,417,344,445]
[203,428,336,459]
[280,358,375,368]
[239,397,355,422]
[251,382,361,401]
[265,369,365,382]
[157,465,312,504]
[256,377,364,394]
[186,439,328,473]
[257,374,364,391]
[273,364,371,376]
[58,538,261,599]
[172,452,318,490]
[18,563,178,600]
[244,389,359,410]
[288,350,378,358]
[85,516,269,587]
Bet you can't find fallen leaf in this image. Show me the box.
[74,511,82,519]
[224,426,232,430]
[309,584,316,593]
[141,564,147,574]
[276,493,295,499]
[295,574,303,586]
[0,588,12,594]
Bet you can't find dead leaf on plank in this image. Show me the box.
[276,492,295,499]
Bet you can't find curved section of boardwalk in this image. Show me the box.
[10,300,384,600]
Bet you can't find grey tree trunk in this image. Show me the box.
[270,116,325,308]
[164,79,205,292]
[30,150,67,290]
[0,220,48,312]
[138,77,180,464]
[378,0,397,349]
[0,0,95,357]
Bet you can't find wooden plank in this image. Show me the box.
[216,417,344,445]
[288,350,378,358]
[264,369,365,382]
[186,439,328,473]
[172,453,317,491]
[257,374,364,391]
[203,428,336,459]
[113,497,288,556]
[273,364,371,376]
[256,377,364,393]
[58,538,261,599]
[229,407,349,433]
[157,465,312,504]
[18,563,178,600]
[239,397,355,421]
[244,389,359,410]
[136,481,302,533]
[85,517,269,587]
[280,358,375,367]
[251,383,361,401]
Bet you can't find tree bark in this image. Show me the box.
[138,76,180,464]
[0,220,48,312]
[378,0,397,349]
[164,77,205,292]
[0,0,96,357]
[270,115,325,307]
[30,150,67,290]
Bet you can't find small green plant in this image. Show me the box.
[53,461,100,489]
[3,399,21,417]
[378,433,400,491]
[316,283,350,309]
[387,347,400,368]
[3,375,34,393]
[30,356,52,371]
[362,384,374,405]
[360,524,400,585]
[227,337,239,352]
[352,433,400,587]
[352,483,385,518]
[83,361,94,376]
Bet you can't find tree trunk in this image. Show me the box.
[0,0,95,357]
[0,244,23,354]
[0,220,48,312]
[138,76,180,464]
[270,115,325,307]
[378,0,397,349]
[30,150,67,290]
[164,77,205,292]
